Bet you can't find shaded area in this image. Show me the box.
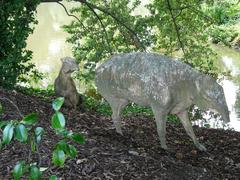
[0,88,240,179]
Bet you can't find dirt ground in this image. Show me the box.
[0,88,240,180]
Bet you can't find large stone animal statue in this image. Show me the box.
[95,52,230,151]
[54,57,81,109]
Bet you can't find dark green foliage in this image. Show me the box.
[52,149,66,167]
[16,85,55,99]
[208,25,239,46]
[83,96,153,117]
[0,0,41,89]
[52,97,64,111]
[29,165,42,180]
[2,122,14,145]
[49,175,58,180]
[35,127,44,144]
[0,97,85,179]
[83,97,201,124]
[50,97,85,167]
[203,0,240,47]
[147,0,221,78]
[15,124,28,142]
[51,112,66,129]
[0,102,3,114]
[13,161,26,180]
[70,133,85,144]
[63,0,150,84]
[202,0,240,25]
[22,113,38,125]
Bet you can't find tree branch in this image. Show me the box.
[165,0,186,55]
[56,1,88,31]
[42,0,145,51]
[75,0,146,51]
[56,1,112,54]
[83,2,113,54]
[189,6,215,25]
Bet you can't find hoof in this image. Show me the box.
[161,144,168,150]
[116,128,123,135]
[196,143,207,151]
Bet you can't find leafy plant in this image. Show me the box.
[202,0,240,25]
[0,102,3,114]
[50,97,85,167]
[202,0,240,49]
[63,0,151,85]
[0,97,85,179]
[16,85,55,99]
[83,95,153,117]
[0,0,41,89]
[208,25,239,46]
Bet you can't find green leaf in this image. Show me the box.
[2,123,14,145]
[71,133,85,144]
[13,161,25,180]
[22,113,38,125]
[35,127,44,144]
[52,149,66,167]
[0,102,3,114]
[15,124,28,142]
[49,175,58,180]
[67,144,77,158]
[0,121,8,129]
[55,140,68,151]
[51,112,65,129]
[35,127,44,136]
[55,128,69,137]
[30,137,37,152]
[29,165,42,180]
[52,97,64,111]
[55,141,77,158]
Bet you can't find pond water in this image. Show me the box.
[213,45,240,131]
[27,2,240,131]
[26,2,77,87]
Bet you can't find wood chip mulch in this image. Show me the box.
[0,88,240,179]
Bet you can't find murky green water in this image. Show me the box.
[27,1,77,87]
[27,2,240,131]
[212,45,240,131]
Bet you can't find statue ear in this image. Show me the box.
[61,58,65,63]
[61,58,69,73]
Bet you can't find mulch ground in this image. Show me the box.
[0,88,240,180]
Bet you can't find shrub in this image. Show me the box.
[0,0,41,89]
[208,25,239,46]
[0,97,85,179]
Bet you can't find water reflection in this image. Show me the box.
[222,80,240,131]
[211,45,240,131]
[27,1,78,88]
[222,56,240,76]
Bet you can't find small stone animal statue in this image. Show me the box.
[54,57,81,109]
[95,52,230,151]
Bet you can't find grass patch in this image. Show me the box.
[16,86,181,123]
[16,85,55,98]
[83,96,180,123]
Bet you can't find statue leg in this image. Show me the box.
[177,110,206,151]
[106,97,128,135]
[151,106,168,150]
